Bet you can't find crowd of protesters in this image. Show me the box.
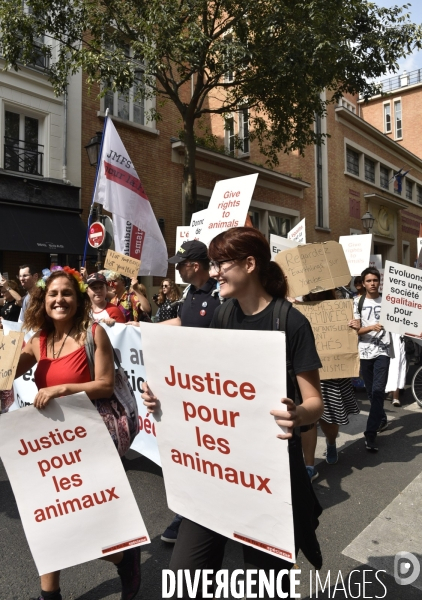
[0,230,414,600]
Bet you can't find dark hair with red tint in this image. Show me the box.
[208,227,288,298]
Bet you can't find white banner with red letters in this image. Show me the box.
[0,393,150,575]
[93,118,167,276]
[1,321,161,467]
[139,322,295,562]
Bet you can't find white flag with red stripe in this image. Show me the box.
[93,118,168,276]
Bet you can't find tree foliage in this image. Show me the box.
[1,0,420,207]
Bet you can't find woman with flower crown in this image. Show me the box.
[14,267,140,600]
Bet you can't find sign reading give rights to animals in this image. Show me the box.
[0,393,150,575]
[139,323,295,562]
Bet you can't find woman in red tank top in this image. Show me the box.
[15,269,140,600]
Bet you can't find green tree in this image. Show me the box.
[1,0,420,213]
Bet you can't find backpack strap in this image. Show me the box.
[215,298,236,328]
[357,293,366,316]
[85,322,122,382]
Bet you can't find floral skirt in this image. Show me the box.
[92,397,131,456]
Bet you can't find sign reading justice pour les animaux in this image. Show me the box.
[139,323,295,562]
[0,393,150,575]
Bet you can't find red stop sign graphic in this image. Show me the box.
[88,222,106,248]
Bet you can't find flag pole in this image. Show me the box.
[82,110,109,267]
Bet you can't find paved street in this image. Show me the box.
[1,378,422,600]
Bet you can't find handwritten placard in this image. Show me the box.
[104,249,141,279]
[0,330,24,390]
[295,300,359,379]
[274,241,351,298]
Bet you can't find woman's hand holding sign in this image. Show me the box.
[142,381,161,414]
[271,398,299,439]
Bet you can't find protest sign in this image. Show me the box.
[189,209,208,241]
[275,241,351,298]
[104,249,141,279]
[418,238,422,256]
[339,234,372,276]
[139,322,295,562]
[416,248,422,270]
[370,254,382,270]
[295,300,359,379]
[0,330,24,390]
[175,226,190,285]
[287,218,306,243]
[269,234,299,261]
[1,321,161,467]
[380,260,422,337]
[0,393,150,575]
[199,174,258,246]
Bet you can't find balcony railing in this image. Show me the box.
[4,137,44,176]
[377,68,422,94]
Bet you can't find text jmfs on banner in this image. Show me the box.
[139,322,295,562]
[93,118,167,277]
[0,394,150,575]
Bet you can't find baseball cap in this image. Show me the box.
[86,272,107,286]
[168,240,208,264]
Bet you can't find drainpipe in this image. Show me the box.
[62,84,70,184]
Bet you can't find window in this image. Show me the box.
[384,103,391,133]
[248,210,259,229]
[4,110,43,175]
[268,214,290,237]
[406,179,413,201]
[238,107,249,154]
[346,148,359,176]
[380,166,390,190]
[394,100,402,139]
[364,158,375,183]
[417,185,422,205]
[225,115,235,156]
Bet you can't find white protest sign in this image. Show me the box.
[189,209,208,241]
[199,174,258,247]
[416,247,422,270]
[0,393,150,575]
[1,321,161,467]
[339,234,372,276]
[175,226,190,285]
[370,254,382,270]
[139,322,295,562]
[287,218,306,244]
[269,234,299,261]
[380,260,422,337]
[418,238,422,256]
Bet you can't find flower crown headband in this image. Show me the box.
[36,266,88,293]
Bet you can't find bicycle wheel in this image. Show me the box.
[411,365,422,408]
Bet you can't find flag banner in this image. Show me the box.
[93,119,168,276]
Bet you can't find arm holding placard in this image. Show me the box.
[270,369,323,440]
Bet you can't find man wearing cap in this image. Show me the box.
[86,272,125,324]
[165,240,221,328]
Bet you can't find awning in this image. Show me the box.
[0,204,88,254]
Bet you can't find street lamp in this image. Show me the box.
[84,132,103,167]
[361,210,375,233]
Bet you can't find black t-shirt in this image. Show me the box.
[0,300,21,322]
[156,298,179,322]
[178,278,221,328]
[210,298,321,400]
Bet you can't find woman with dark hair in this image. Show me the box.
[300,290,360,480]
[14,268,140,600]
[143,227,324,597]
[0,279,22,322]
[154,278,181,322]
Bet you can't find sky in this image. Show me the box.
[376,0,422,78]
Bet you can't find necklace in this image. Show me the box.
[51,325,74,359]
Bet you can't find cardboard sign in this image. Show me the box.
[139,323,295,562]
[0,393,150,575]
[199,174,258,246]
[175,226,190,285]
[104,249,141,279]
[295,300,359,379]
[370,254,382,270]
[287,218,306,243]
[0,330,24,390]
[339,234,372,276]
[274,241,351,298]
[189,209,208,241]
[270,234,299,261]
[380,260,422,337]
